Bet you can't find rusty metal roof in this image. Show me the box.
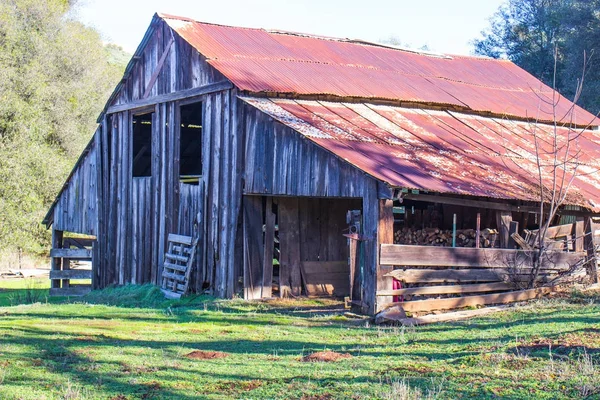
[241,97,600,210]
[160,13,598,126]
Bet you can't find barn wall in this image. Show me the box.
[96,89,243,294]
[242,104,375,198]
[52,131,99,236]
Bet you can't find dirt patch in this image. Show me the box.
[301,351,352,362]
[185,350,229,360]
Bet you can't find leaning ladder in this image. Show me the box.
[160,233,198,299]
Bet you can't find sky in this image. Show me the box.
[75,0,505,56]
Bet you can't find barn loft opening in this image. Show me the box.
[132,112,153,177]
[179,101,202,183]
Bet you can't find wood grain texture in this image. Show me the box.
[380,244,585,270]
[388,287,553,312]
[376,282,513,296]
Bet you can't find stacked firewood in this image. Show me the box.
[393,227,499,248]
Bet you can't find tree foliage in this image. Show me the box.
[474,0,600,113]
[0,0,126,255]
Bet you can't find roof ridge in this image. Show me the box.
[158,12,498,60]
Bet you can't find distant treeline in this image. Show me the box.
[0,0,127,257]
[475,0,600,115]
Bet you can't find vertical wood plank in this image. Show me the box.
[496,211,512,249]
[362,180,379,314]
[377,199,394,310]
[243,196,263,299]
[508,221,519,250]
[584,216,598,283]
[278,197,301,296]
[262,197,275,298]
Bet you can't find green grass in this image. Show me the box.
[0,280,599,399]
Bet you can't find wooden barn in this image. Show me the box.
[43,13,600,315]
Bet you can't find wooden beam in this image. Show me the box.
[377,199,394,310]
[142,37,174,99]
[376,282,512,296]
[386,287,553,312]
[497,211,512,248]
[50,248,92,259]
[380,244,585,269]
[50,270,93,280]
[403,193,539,213]
[584,216,599,283]
[402,193,599,217]
[385,268,504,283]
[106,81,233,115]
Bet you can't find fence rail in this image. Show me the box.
[379,244,587,313]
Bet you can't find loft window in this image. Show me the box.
[132,112,153,177]
[179,101,202,183]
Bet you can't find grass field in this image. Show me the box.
[0,279,599,399]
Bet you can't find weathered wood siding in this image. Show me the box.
[242,104,374,198]
[111,18,227,107]
[201,90,244,297]
[53,131,99,236]
[131,177,153,284]
[178,182,205,291]
[298,198,362,262]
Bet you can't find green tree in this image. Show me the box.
[473,0,600,113]
[0,0,126,256]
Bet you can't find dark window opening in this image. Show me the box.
[132,112,153,177]
[180,101,202,183]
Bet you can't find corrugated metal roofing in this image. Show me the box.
[241,97,600,210]
[160,13,598,126]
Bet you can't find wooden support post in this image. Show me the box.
[574,218,585,252]
[262,197,275,298]
[584,216,598,283]
[348,237,360,302]
[475,212,481,249]
[508,221,519,249]
[62,257,70,289]
[377,199,394,311]
[51,229,63,289]
[496,211,512,248]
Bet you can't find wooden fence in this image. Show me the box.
[378,245,587,313]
